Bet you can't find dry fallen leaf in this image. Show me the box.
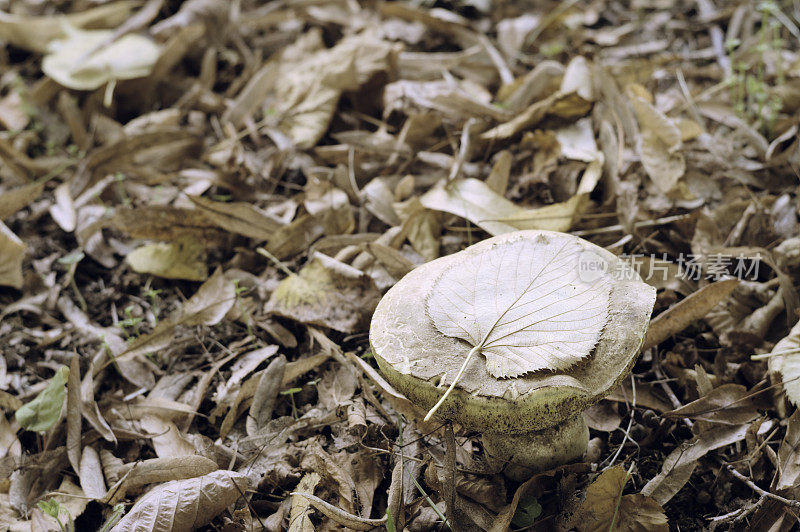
[110,470,249,532]
[420,158,601,236]
[642,279,740,351]
[48,182,77,233]
[575,465,668,532]
[42,25,160,90]
[641,423,756,505]
[116,269,236,362]
[0,181,45,221]
[584,401,622,432]
[181,268,238,326]
[188,195,284,241]
[113,455,219,495]
[0,2,135,52]
[765,317,800,407]
[141,415,196,459]
[79,446,107,499]
[774,409,800,491]
[662,383,759,425]
[383,78,508,122]
[111,205,225,244]
[628,85,685,193]
[290,491,388,531]
[66,355,81,477]
[561,56,594,102]
[427,233,610,377]
[0,221,24,289]
[125,238,207,281]
[247,355,286,436]
[270,30,396,148]
[480,91,568,143]
[218,353,331,438]
[268,253,380,334]
[556,117,602,162]
[396,197,442,261]
[289,471,320,532]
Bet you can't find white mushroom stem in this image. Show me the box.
[482,412,589,481]
[424,343,482,421]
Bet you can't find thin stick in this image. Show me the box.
[256,247,295,278]
[444,424,457,529]
[605,374,637,469]
[724,464,800,509]
[571,214,690,237]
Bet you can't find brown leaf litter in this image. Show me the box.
[3,0,800,530]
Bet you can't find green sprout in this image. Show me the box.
[37,499,74,532]
[113,172,131,206]
[99,503,126,532]
[143,288,162,325]
[280,387,303,419]
[58,251,86,312]
[728,0,787,135]
[233,280,254,337]
[119,305,143,339]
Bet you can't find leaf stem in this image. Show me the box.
[424,344,481,421]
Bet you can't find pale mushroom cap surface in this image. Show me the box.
[370,230,656,434]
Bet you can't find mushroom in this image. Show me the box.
[369,230,656,480]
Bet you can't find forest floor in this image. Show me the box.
[2,0,800,530]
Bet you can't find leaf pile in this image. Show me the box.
[2,0,800,531]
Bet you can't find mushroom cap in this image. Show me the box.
[370,230,656,434]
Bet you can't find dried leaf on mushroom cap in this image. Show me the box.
[421,231,613,419]
[426,233,611,378]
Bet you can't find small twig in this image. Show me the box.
[256,247,295,277]
[523,0,581,48]
[77,0,165,63]
[571,214,690,237]
[406,465,451,529]
[707,506,748,530]
[444,423,457,530]
[289,492,387,531]
[448,118,478,183]
[723,464,800,509]
[696,0,731,77]
[475,33,514,85]
[752,347,800,360]
[675,68,706,129]
[673,78,735,114]
[724,202,757,246]
[652,359,693,429]
[605,374,637,469]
